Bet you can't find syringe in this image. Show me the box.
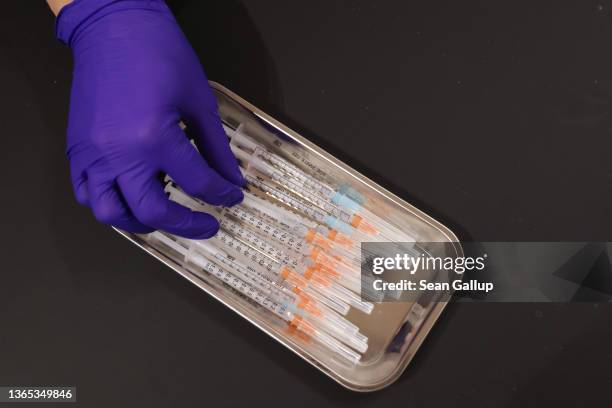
[212,228,351,316]
[183,237,366,344]
[213,228,350,315]
[222,193,363,275]
[242,166,415,250]
[218,211,372,314]
[240,169,355,235]
[225,123,334,188]
[166,183,365,293]
[165,184,373,314]
[240,190,356,251]
[149,232,364,362]
[240,189,364,270]
[232,145,381,236]
[228,126,416,243]
[226,124,369,210]
[168,181,333,255]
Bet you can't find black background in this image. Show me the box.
[1,1,611,407]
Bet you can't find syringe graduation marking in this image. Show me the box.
[148,122,419,362]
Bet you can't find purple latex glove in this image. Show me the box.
[56,0,244,239]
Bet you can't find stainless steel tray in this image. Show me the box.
[115,82,463,391]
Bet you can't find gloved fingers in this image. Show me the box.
[183,83,245,187]
[69,159,89,206]
[117,168,220,239]
[87,170,154,234]
[161,125,243,207]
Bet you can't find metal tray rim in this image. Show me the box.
[115,82,464,392]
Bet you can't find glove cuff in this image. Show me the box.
[56,0,168,46]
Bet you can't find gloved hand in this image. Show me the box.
[56,0,244,239]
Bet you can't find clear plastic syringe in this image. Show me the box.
[226,124,368,207]
[233,147,381,237]
[182,237,364,341]
[167,184,363,291]
[241,170,356,235]
[211,228,352,316]
[225,123,333,187]
[231,144,360,219]
[217,216,373,314]
[217,220,371,315]
[222,194,363,277]
[168,182,327,255]
[213,229,350,315]
[240,190,356,251]
[228,127,416,243]
[168,185,350,314]
[149,232,365,361]
[242,169,415,250]
[166,183,374,313]
[240,190,364,271]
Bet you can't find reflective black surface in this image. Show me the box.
[1,1,611,406]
